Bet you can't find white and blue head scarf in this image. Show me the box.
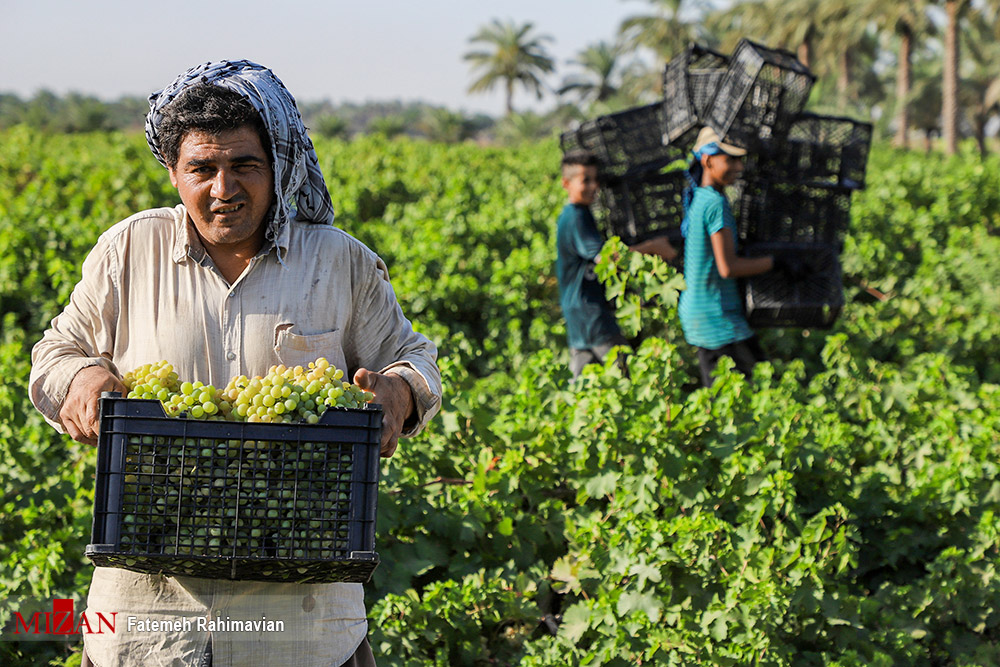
[145,59,335,246]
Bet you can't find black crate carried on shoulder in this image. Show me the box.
[662,44,730,150]
[594,166,688,247]
[704,39,815,149]
[561,102,684,179]
[749,112,873,189]
[741,242,843,328]
[559,127,584,156]
[87,394,382,583]
[734,178,853,247]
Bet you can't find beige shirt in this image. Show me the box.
[29,205,442,667]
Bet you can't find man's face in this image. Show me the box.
[562,164,599,206]
[168,126,274,253]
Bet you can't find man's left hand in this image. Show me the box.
[353,368,415,458]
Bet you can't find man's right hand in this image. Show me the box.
[59,365,127,445]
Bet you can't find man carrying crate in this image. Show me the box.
[29,60,442,667]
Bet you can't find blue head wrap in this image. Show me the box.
[681,141,735,237]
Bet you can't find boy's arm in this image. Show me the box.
[710,231,773,279]
[700,196,771,279]
[571,208,606,262]
[629,236,678,262]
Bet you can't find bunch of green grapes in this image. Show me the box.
[221,358,373,423]
[122,357,374,423]
[123,360,180,401]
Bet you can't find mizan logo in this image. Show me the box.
[13,599,116,636]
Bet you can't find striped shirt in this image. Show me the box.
[678,187,754,350]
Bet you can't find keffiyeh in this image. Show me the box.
[145,59,336,245]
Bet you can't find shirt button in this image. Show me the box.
[228,292,236,299]
[226,352,236,361]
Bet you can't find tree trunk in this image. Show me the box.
[974,114,987,157]
[942,0,960,154]
[894,24,913,149]
[505,80,514,116]
[837,49,851,112]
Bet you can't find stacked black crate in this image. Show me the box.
[559,38,872,330]
[735,113,873,328]
[703,39,816,151]
[657,44,733,263]
[662,44,731,155]
[559,103,687,256]
[682,38,862,329]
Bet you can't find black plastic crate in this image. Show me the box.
[741,242,843,328]
[86,393,382,583]
[559,128,584,155]
[734,178,853,246]
[594,167,688,246]
[662,44,730,150]
[704,39,815,149]
[561,103,684,179]
[749,112,873,189]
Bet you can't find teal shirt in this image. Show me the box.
[555,203,621,349]
[678,187,754,349]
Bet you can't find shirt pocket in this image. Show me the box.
[273,326,348,376]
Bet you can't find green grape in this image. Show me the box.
[123,356,374,425]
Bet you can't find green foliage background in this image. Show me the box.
[1,127,999,665]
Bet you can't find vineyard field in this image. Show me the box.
[1,127,1000,665]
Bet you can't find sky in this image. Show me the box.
[1,0,688,117]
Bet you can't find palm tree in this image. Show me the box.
[558,41,626,106]
[705,0,770,52]
[961,7,1000,155]
[939,0,978,154]
[464,19,555,116]
[709,0,870,114]
[811,0,876,112]
[616,59,666,107]
[908,53,944,153]
[767,0,825,68]
[709,0,823,67]
[864,0,935,148]
[618,0,705,64]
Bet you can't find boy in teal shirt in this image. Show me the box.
[556,150,676,377]
[678,127,781,386]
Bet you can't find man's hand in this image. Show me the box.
[629,236,678,262]
[353,368,415,458]
[60,365,127,445]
